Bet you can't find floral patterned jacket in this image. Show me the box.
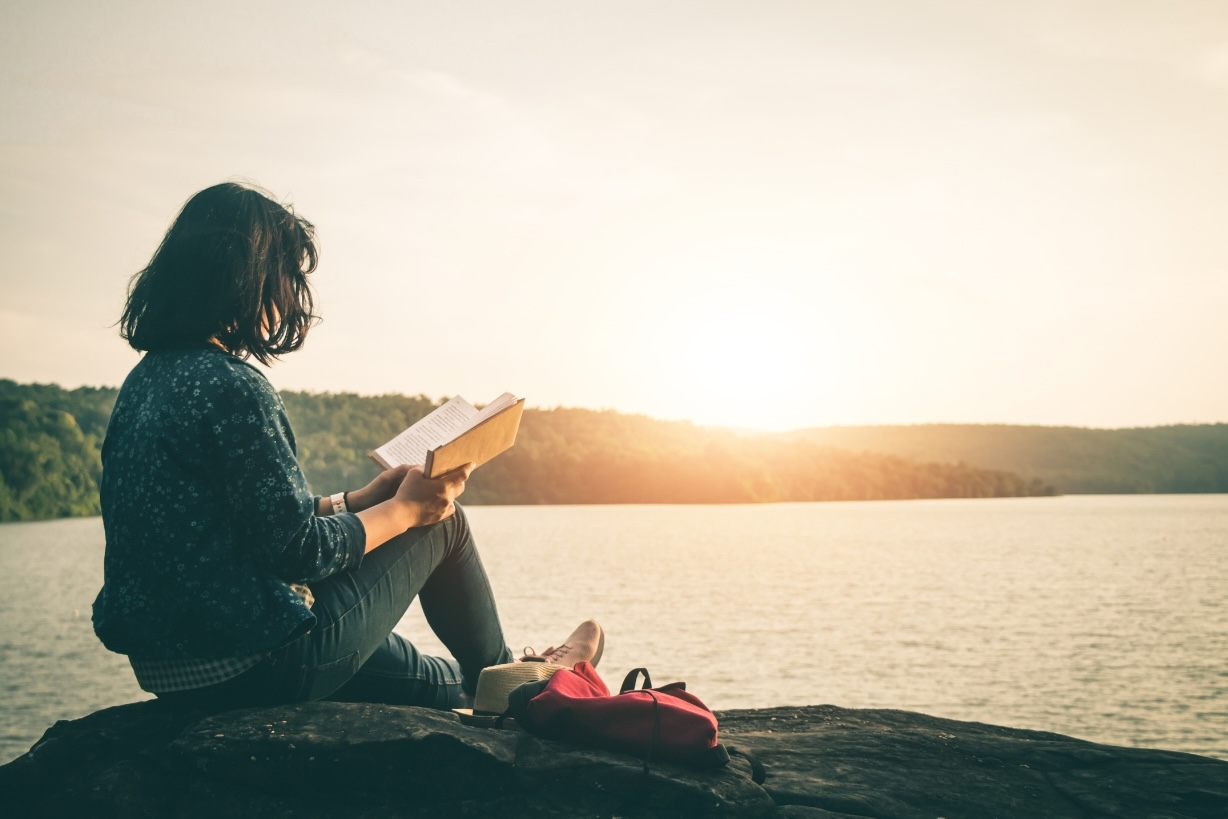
[92,346,365,660]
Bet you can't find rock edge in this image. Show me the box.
[2,701,1226,818]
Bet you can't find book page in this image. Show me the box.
[470,392,519,425]
[372,396,477,468]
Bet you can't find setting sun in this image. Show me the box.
[626,246,866,430]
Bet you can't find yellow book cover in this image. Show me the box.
[370,393,524,478]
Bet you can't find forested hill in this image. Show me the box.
[1,379,1056,521]
[5,379,1223,522]
[5,378,1228,522]
[791,424,1228,494]
[418,407,1051,507]
[0,381,117,522]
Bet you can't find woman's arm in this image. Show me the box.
[316,464,412,517]
[356,464,473,553]
[211,366,368,582]
[317,464,473,554]
[214,365,472,573]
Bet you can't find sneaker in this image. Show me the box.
[522,619,604,669]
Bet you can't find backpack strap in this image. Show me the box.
[637,689,662,776]
[726,745,767,784]
[621,668,690,695]
[620,667,652,693]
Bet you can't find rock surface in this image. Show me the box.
[1,701,1225,818]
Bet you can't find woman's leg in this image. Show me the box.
[293,502,514,704]
[323,631,465,709]
[158,504,512,711]
[191,503,509,710]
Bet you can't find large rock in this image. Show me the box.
[722,706,1228,818]
[1,701,1225,818]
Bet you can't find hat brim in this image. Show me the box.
[452,708,521,730]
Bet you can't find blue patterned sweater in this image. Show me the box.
[92,346,366,660]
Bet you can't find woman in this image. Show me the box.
[92,182,601,710]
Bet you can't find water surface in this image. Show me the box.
[2,495,1224,764]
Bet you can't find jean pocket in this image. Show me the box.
[301,651,361,701]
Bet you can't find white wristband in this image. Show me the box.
[330,492,348,515]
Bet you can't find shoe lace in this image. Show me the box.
[522,644,567,662]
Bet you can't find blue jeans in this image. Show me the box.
[162,504,514,710]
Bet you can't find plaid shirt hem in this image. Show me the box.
[129,653,265,693]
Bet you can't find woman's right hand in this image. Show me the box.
[356,463,475,553]
[393,463,474,528]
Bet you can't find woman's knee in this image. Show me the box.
[442,501,475,559]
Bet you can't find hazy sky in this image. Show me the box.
[2,0,1226,430]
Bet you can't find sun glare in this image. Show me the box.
[636,246,865,431]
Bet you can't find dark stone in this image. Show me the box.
[2,701,1225,818]
[719,705,1228,819]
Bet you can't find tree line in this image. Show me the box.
[793,423,1228,494]
[0,378,1062,522]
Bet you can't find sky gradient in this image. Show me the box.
[2,0,1226,431]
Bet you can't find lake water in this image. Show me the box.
[1,495,1225,765]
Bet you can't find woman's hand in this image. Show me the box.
[354,462,475,553]
[347,465,412,512]
[393,463,474,528]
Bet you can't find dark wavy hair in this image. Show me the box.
[120,182,320,365]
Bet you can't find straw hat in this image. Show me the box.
[454,659,564,726]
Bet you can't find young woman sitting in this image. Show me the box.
[92,181,602,710]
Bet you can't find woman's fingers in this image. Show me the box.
[441,462,475,496]
[394,463,473,519]
[357,464,415,509]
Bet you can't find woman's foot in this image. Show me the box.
[522,619,604,669]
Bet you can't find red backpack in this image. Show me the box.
[500,662,764,782]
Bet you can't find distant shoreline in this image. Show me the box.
[4,378,1226,522]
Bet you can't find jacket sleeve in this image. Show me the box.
[210,366,366,583]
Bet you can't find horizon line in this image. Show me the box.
[3,375,1225,435]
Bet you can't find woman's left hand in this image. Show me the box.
[347,465,412,513]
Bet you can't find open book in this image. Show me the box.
[369,392,525,479]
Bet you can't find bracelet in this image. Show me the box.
[343,491,351,512]
[330,492,348,515]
